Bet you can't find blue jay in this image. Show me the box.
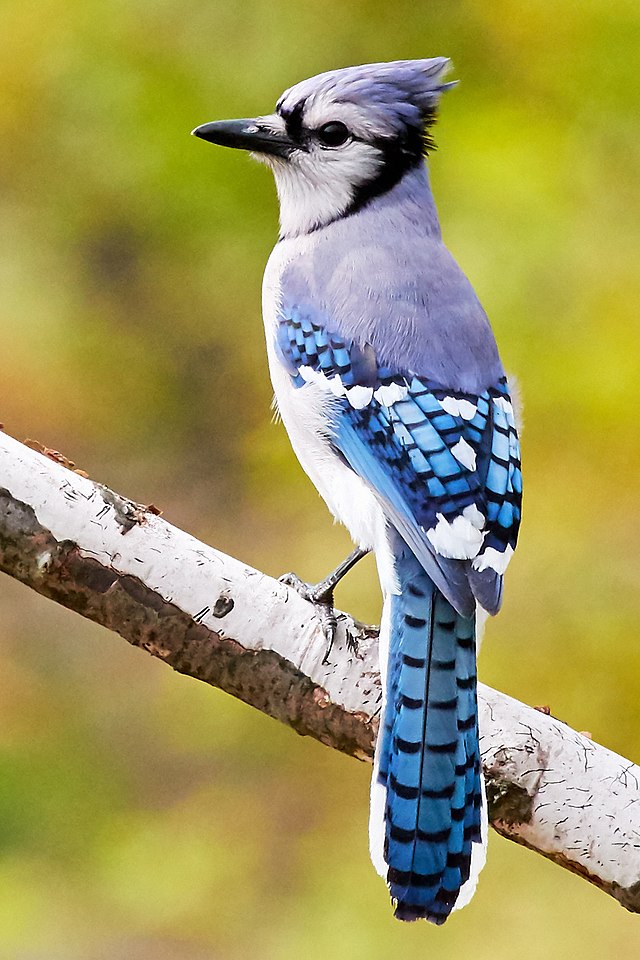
[193,58,522,924]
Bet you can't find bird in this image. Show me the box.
[192,58,522,924]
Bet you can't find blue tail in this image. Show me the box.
[372,545,484,923]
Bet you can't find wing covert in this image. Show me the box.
[275,305,521,616]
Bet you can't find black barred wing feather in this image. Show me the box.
[276,307,521,616]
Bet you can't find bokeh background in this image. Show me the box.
[1,1,639,957]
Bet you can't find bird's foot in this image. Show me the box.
[279,548,370,663]
[279,571,338,662]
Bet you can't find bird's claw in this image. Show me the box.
[344,623,360,656]
[279,571,333,604]
[279,571,337,661]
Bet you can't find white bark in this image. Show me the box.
[1,429,639,912]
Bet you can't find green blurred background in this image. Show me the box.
[1,0,639,957]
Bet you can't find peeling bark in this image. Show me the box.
[1,429,639,913]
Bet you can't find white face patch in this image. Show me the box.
[472,545,514,575]
[439,396,477,420]
[426,511,485,560]
[450,437,477,471]
[273,140,384,236]
[255,111,385,237]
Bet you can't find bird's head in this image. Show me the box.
[193,59,455,238]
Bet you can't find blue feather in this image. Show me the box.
[379,542,482,923]
[275,307,522,616]
[274,307,519,916]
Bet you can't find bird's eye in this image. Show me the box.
[316,121,350,147]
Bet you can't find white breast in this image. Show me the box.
[262,240,395,590]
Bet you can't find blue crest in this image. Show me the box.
[277,58,456,139]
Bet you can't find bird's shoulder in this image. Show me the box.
[266,225,503,394]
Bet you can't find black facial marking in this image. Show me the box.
[346,117,435,218]
[278,98,306,143]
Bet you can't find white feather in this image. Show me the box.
[345,385,374,409]
[472,544,514,574]
[493,395,514,420]
[373,382,408,406]
[463,503,485,530]
[369,591,392,878]
[453,778,488,912]
[369,771,389,879]
[439,396,477,420]
[426,510,485,560]
[255,112,385,237]
[475,603,489,653]
[263,248,389,558]
[272,142,383,237]
[328,376,346,398]
[298,364,324,385]
[450,437,477,471]
[298,367,373,410]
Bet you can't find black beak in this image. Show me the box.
[191,118,293,158]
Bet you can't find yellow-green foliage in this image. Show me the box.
[1,1,639,957]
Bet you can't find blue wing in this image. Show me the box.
[275,305,521,617]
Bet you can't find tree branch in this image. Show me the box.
[1,429,639,914]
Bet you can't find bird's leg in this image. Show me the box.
[280,546,370,604]
[279,547,370,660]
